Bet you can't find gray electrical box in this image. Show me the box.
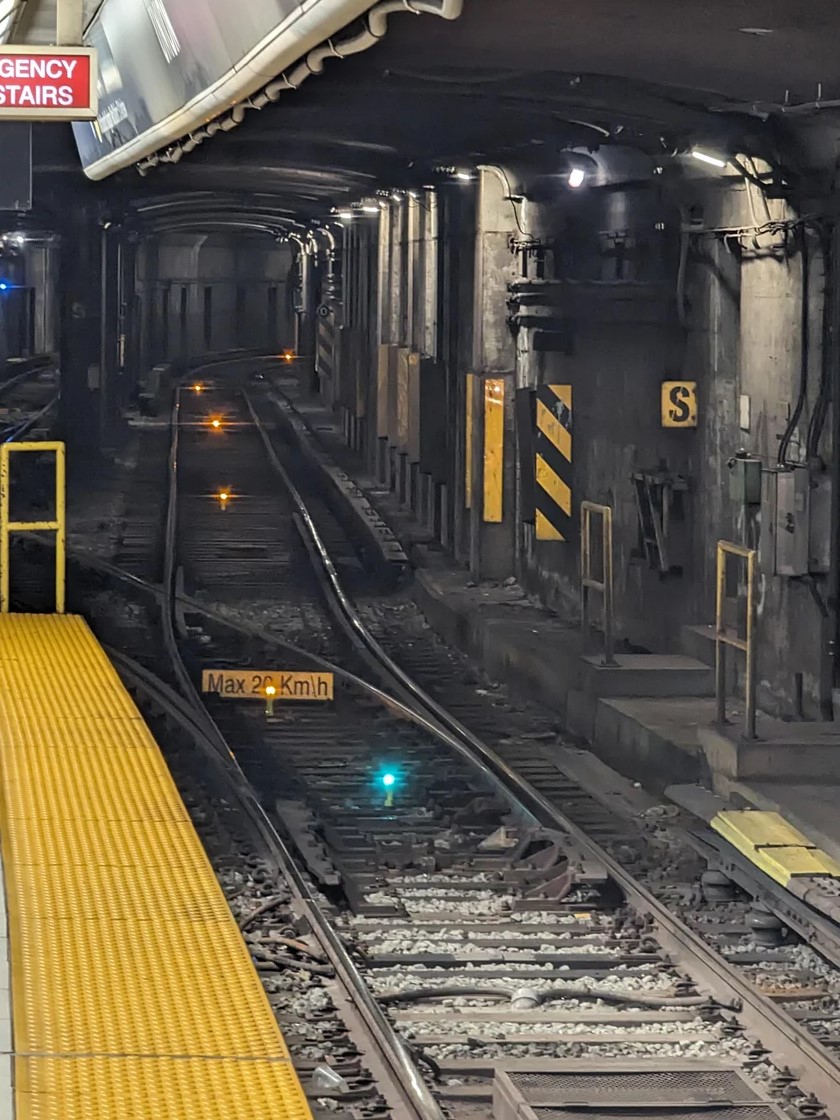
[809,472,832,574]
[729,456,762,504]
[761,468,810,576]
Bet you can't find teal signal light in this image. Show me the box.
[380,769,397,807]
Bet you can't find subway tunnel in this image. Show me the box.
[2,5,840,1116]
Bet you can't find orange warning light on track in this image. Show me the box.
[193,383,203,393]
[210,418,222,429]
[280,350,296,362]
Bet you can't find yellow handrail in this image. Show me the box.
[715,540,757,739]
[581,501,615,665]
[0,441,66,613]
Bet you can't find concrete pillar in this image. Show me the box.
[59,204,105,455]
[296,245,317,393]
[407,195,422,350]
[376,203,392,344]
[468,166,518,580]
[119,237,138,405]
[388,201,405,344]
[422,189,439,359]
[99,228,121,439]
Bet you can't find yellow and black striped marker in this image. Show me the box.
[535,384,572,540]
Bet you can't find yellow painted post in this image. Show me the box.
[483,377,504,523]
[464,373,475,509]
[714,540,757,739]
[580,501,615,665]
[715,543,726,727]
[55,442,66,614]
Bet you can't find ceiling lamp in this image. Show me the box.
[691,148,727,169]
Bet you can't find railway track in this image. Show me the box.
[15,364,840,1119]
[0,357,58,441]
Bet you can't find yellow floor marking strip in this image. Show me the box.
[0,614,312,1120]
[713,810,813,849]
[751,846,840,886]
[711,809,840,890]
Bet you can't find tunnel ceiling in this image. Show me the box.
[28,0,840,225]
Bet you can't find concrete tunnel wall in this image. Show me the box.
[0,238,59,361]
[136,233,295,367]
[313,163,834,721]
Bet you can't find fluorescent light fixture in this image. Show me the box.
[378,200,388,209]
[455,170,472,181]
[691,149,727,169]
[337,210,354,220]
[391,192,401,202]
[408,190,419,199]
[568,167,585,188]
[361,205,379,214]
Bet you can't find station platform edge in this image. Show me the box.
[0,612,312,1120]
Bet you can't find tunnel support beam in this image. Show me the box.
[468,167,517,580]
[99,228,121,439]
[59,205,106,455]
[119,237,138,407]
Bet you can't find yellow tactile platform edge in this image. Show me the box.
[712,809,840,887]
[0,614,313,1120]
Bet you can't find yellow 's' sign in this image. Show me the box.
[201,670,334,701]
[661,381,698,428]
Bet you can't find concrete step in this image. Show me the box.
[579,653,715,699]
[699,719,840,785]
[679,624,716,667]
[680,623,741,692]
[591,697,713,791]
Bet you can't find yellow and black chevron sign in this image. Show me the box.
[535,384,572,541]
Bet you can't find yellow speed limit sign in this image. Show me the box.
[201,669,334,701]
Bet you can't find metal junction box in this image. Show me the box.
[761,467,810,577]
[728,455,761,504]
[809,471,832,574]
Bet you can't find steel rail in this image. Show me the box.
[243,388,840,1114]
[165,386,446,1120]
[106,644,438,1112]
[0,359,55,398]
[19,374,840,1111]
[2,393,60,443]
[31,515,840,1108]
